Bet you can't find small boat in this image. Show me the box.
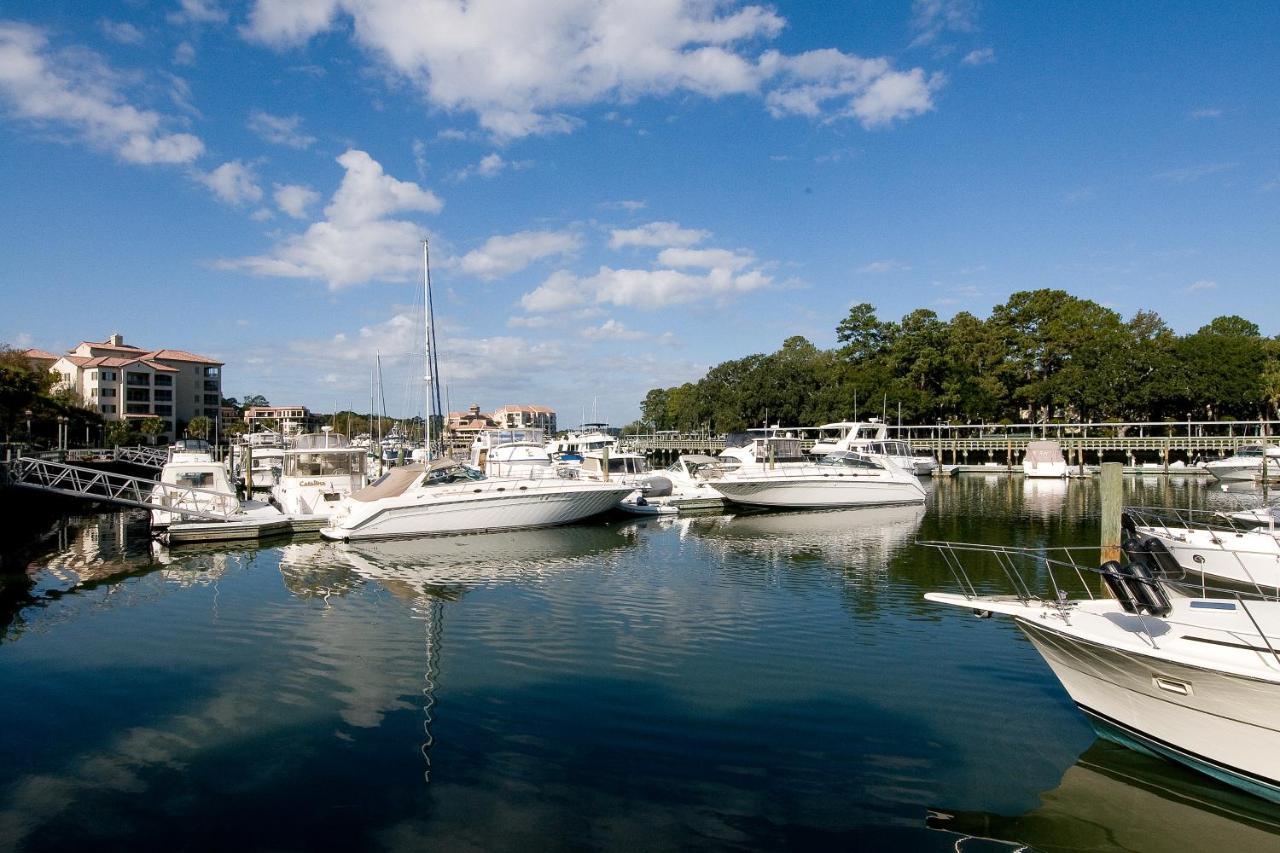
[923,539,1280,804]
[1023,440,1068,478]
[149,439,283,536]
[271,428,369,518]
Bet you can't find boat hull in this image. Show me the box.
[709,477,924,509]
[320,484,630,540]
[1017,617,1280,803]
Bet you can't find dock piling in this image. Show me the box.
[1100,461,1123,564]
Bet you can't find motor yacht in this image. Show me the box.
[149,439,279,531]
[470,428,562,478]
[271,428,369,518]
[318,458,633,541]
[809,420,930,474]
[545,423,618,463]
[1125,506,1280,590]
[1205,444,1280,483]
[708,432,926,509]
[1022,439,1068,478]
[923,539,1280,804]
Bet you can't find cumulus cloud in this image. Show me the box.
[198,159,263,205]
[240,0,944,138]
[582,319,648,341]
[522,264,772,312]
[910,0,978,47]
[657,247,753,271]
[453,151,530,180]
[100,20,144,45]
[961,47,995,66]
[609,221,709,249]
[273,182,320,218]
[168,0,229,25]
[457,230,581,280]
[217,149,443,289]
[0,22,204,164]
[247,109,316,148]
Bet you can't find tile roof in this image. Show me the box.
[145,348,222,364]
[22,348,60,360]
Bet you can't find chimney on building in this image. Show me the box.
[109,332,124,346]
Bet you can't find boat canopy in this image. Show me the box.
[351,464,427,502]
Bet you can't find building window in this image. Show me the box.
[126,404,150,415]
[126,387,150,402]
[154,405,173,417]
[204,366,220,378]
[204,394,219,405]
[154,389,172,401]
[100,370,117,381]
[154,375,172,387]
[126,372,150,386]
[203,380,219,392]
[101,404,117,414]
[100,388,117,398]
[204,408,220,418]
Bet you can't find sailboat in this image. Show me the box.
[320,242,631,541]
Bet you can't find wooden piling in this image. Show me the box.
[243,444,253,494]
[1100,461,1123,563]
[602,446,610,482]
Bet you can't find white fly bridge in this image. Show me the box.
[5,456,239,522]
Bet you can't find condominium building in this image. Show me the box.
[33,333,223,442]
[242,405,319,434]
[491,404,557,434]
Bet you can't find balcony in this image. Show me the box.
[125,404,150,415]
[154,389,172,402]
[126,388,151,403]
[126,372,150,387]
[154,405,173,417]
[203,394,220,405]
[203,380,219,393]
[203,366,220,378]
[154,375,173,387]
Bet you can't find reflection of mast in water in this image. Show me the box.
[415,597,444,784]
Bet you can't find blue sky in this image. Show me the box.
[2,1,1277,423]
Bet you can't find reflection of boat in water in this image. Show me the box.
[329,523,637,593]
[1022,476,1068,518]
[928,740,1280,851]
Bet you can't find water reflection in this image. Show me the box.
[1021,476,1068,520]
[928,740,1280,851]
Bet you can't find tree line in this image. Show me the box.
[635,289,1280,433]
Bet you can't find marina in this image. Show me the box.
[4,475,1279,849]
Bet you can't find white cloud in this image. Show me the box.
[599,199,647,212]
[273,182,320,218]
[247,109,315,149]
[100,20,144,45]
[217,149,443,289]
[173,41,196,65]
[457,230,581,280]
[168,0,229,25]
[198,160,263,205]
[910,0,978,47]
[507,315,552,329]
[1189,107,1223,119]
[582,319,647,341]
[453,151,530,181]
[857,259,910,274]
[0,23,204,164]
[657,247,753,271]
[1186,279,1217,292]
[522,264,772,312]
[241,0,943,139]
[1154,162,1237,183]
[760,49,944,128]
[609,220,709,249]
[961,47,995,66]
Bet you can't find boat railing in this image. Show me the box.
[1125,504,1275,537]
[919,540,1280,654]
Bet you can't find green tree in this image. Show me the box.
[105,420,132,446]
[187,415,213,440]
[242,394,270,408]
[139,417,168,444]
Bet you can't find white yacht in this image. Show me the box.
[271,429,369,518]
[470,428,563,478]
[708,432,926,509]
[1023,439,1068,478]
[229,431,285,491]
[1205,444,1280,483]
[923,540,1280,804]
[545,423,618,462]
[1125,506,1280,589]
[809,420,930,474]
[656,454,734,509]
[149,439,279,531]
[318,458,633,541]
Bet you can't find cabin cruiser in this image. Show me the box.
[470,428,574,479]
[809,420,931,474]
[1125,506,1280,590]
[271,429,369,518]
[319,458,633,541]
[149,439,277,530]
[707,432,925,509]
[923,539,1280,804]
[1022,440,1068,478]
[546,423,618,463]
[228,432,285,491]
[1205,444,1280,483]
[657,454,734,509]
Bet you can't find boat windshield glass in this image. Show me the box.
[284,451,365,477]
[817,452,884,470]
[422,464,486,486]
[1237,447,1262,457]
[174,470,217,488]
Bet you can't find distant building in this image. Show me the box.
[243,405,319,435]
[35,333,223,443]
[492,404,557,434]
[445,404,498,447]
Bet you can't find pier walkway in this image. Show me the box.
[623,420,1278,467]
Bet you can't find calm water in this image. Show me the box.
[2,476,1280,851]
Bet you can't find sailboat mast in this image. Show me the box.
[422,240,444,458]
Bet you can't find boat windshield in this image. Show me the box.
[284,450,365,477]
[173,470,219,488]
[422,463,486,486]
[1237,447,1262,457]
[817,452,885,470]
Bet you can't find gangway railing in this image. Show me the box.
[112,445,167,468]
[60,446,168,469]
[5,457,238,522]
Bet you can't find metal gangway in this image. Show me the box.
[4,456,239,522]
[61,445,168,469]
